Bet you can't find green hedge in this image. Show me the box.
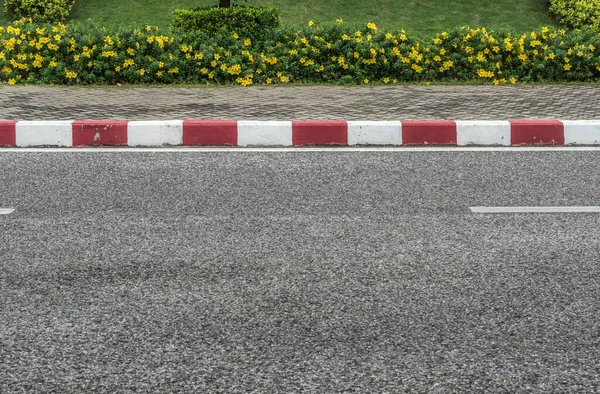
[549,0,600,29]
[1,19,600,86]
[171,6,280,37]
[4,0,75,23]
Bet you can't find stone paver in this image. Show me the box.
[1,84,599,120]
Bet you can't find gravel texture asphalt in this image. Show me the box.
[1,150,600,392]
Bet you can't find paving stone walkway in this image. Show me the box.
[1,84,598,120]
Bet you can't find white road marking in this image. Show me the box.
[0,208,15,215]
[470,206,600,213]
[2,146,600,153]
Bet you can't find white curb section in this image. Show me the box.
[456,120,511,146]
[127,120,183,146]
[347,121,402,145]
[16,120,74,147]
[238,120,293,146]
[562,120,600,145]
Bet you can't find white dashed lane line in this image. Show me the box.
[0,208,15,215]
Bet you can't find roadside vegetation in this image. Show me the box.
[1,0,556,35]
[1,0,599,86]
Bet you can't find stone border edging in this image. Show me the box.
[1,120,600,147]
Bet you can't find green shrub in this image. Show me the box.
[171,6,280,37]
[1,19,600,86]
[549,0,600,29]
[4,0,75,23]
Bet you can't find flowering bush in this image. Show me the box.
[549,0,600,29]
[1,18,600,86]
[4,0,75,23]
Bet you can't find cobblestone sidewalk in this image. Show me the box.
[1,84,598,120]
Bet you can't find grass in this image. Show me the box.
[0,0,557,35]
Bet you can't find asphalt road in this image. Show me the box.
[1,149,600,393]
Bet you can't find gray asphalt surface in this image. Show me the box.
[1,150,600,392]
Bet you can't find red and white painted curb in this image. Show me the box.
[1,120,600,147]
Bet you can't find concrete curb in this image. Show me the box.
[1,120,600,147]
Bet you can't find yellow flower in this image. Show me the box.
[363,78,369,84]
[243,38,251,46]
[383,77,390,84]
[367,22,377,31]
[139,68,145,75]
[510,76,517,84]
[564,64,571,71]
[476,69,494,78]
[308,20,314,26]
[8,78,16,85]
[156,71,162,77]
[168,67,179,74]
[65,70,77,79]
[342,34,350,41]
[233,32,239,39]
[127,48,135,56]
[115,66,121,72]
[336,18,343,23]
[123,58,134,68]
[266,77,272,84]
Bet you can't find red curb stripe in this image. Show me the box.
[0,120,17,147]
[183,120,237,146]
[72,120,128,146]
[510,120,564,145]
[292,121,348,146]
[402,120,457,145]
